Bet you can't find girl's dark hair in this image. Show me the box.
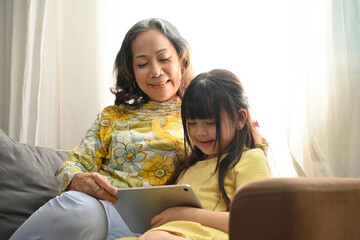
[111,18,193,107]
[168,69,265,210]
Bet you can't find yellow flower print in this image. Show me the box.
[146,132,176,151]
[144,116,183,151]
[78,149,97,171]
[100,106,130,141]
[176,141,186,162]
[139,102,163,111]
[139,154,175,186]
[99,120,115,142]
[100,119,110,127]
[129,120,152,133]
[152,115,182,132]
[113,143,147,169]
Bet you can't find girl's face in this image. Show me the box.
[131,29,182,102]
[187,112,237,160]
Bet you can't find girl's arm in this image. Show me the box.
[151,206,230,233]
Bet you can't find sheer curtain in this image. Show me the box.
[0,0,113,150]
[0,0,297,176]
[2,0,358,177]
[287,0,360,177]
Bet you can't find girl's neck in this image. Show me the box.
[201,151,233,161]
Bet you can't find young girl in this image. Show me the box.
[119,69,271,240]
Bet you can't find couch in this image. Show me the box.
[2,129,360,240]
[229,177,360,240]
[0,129,70,239]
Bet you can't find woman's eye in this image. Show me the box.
[137,63,147,68]
[160,57,171,62]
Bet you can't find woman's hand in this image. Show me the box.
[151,206,198,228]
[67,172,118,204]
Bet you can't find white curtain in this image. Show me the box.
[0,0,297,176]
[0,0,114,150]
[287,0,360,177]
[2,0,358,177]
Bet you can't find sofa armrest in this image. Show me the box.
[229,178,360,240]
[0,130,70,239]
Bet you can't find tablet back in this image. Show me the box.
[113,184,203,233]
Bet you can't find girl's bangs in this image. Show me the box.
[182,86,215,120]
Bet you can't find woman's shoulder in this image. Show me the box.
[97,105,125,119]
[101,105,125,113]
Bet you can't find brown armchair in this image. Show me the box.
[229,177,360,240]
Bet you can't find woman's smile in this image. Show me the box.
[149,80,170,89]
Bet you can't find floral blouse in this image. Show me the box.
[55,101,184,192]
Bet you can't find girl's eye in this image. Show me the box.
[187,121,196,126]
[137,63,148,68]
[206,121,215,125]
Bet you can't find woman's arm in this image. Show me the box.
[56,109,118,203]
[151,206,230,233]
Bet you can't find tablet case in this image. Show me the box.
[113,184,203,233]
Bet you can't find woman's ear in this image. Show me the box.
[180,57,187,73]
[237,109,248,130]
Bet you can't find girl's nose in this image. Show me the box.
[196,126,206,136]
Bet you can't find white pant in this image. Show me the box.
[10,191,140,240]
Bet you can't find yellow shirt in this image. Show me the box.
[117,148,271,240]
[177,148,271,211]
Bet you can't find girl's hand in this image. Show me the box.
[152,207,230,233]
[67,172,118,204]
[151,206,199,228]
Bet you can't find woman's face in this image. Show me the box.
[131,29,182,102]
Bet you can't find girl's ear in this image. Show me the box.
[237,109,248,130]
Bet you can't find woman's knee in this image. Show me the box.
[55,190,109,229]
[11,191,109,240]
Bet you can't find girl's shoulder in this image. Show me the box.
[242,148,267,159]
[238,148,270,173]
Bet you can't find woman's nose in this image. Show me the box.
[150,62,162,78]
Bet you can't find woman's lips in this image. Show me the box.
[149,80,169,89]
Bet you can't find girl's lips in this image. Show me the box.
[199,140,214,147]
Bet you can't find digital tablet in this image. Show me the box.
[113,184,203,233]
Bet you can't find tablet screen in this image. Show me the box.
[113,184,203,233]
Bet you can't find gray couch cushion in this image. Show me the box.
[0,129,69,239]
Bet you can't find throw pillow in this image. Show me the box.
[0,129,69,239]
